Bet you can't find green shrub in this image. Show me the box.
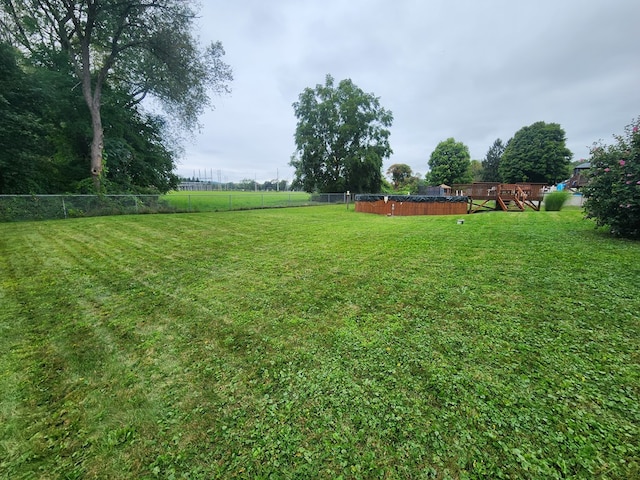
[544,190,571,211]
[583,117,640,238]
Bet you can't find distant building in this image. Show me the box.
[567,162,591,189]
[418,184,452,196]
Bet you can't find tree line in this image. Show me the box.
[417,120,573,190]
[289,75,574,194]
[179,178,290,192]
[379,125,574,194]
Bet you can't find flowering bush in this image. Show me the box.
[583,117,640,238]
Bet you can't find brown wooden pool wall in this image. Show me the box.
[355,196,469,216]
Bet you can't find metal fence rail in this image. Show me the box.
[0,193,349,222]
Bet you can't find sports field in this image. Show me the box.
[1,206,638,478]
[162,190,316,212]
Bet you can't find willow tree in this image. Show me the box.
[0,0,232,190]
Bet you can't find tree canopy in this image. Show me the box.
[0,43,181,194]
[0,0,232,190]
[470,160,483,182]
[426,138,472,186]
[499,122,572,184]
[0,43,52,193]
[481,138,505,182]
[386,164,413,189]
[291,75,393,193]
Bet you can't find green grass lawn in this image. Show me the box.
[1,207,638,479]
[162,190,314,212]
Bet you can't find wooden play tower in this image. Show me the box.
[452,183,547,213]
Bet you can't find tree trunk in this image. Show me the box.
[89,99,104,191]
[78,26,105,193]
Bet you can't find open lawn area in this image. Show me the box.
[1,206,639,479]
[162,191,315,212]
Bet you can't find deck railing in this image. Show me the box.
[452,183,547,201]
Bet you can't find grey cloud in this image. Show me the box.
[181,0,640,182]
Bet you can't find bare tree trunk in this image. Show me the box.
[79,28,105,193]
[89,99,104,191]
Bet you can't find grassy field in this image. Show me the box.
[1,206,638,479]
[162,190,315,212]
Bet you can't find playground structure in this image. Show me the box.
[453,182,547,213]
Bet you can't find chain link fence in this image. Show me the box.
[0,193,350,222]
[0,195,171,222]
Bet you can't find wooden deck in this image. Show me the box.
[452,183,547,213]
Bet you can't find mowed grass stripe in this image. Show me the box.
[1,206,639,478]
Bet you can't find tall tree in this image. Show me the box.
[0,43,182,193]
[100,95,180,194]
[0,43,52,193]
[426,138,472,186]
[470,160,483,182]
[1,0,232,190]
[291,74,393,193]
[386,163,413,189]
[481,138,505,182]
[499,122,572,184]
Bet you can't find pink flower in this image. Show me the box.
[626,181,632,184]
[604,167,610,172]
[619,160,626,166]
[634,126,639,133]
[637,180,640,184]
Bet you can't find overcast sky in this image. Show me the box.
[176,0,640,184]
